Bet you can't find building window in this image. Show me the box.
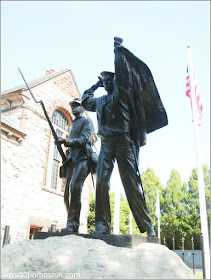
[49,110,71,192]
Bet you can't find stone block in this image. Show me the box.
[34,232,160,248]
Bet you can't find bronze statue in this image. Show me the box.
[55,98,98,233]
[82,37,168,236]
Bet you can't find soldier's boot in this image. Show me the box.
[61,219,79,233]
[93,222,110,234]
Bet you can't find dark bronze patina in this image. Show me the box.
[82,37,168,236]
[18,70,98,234]
[55,98,98,233]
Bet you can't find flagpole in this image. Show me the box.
[187,46,210,279]
[155,188,161,239]
[130,210,133,234]
[157,213,160,239]
[157,189,161,239]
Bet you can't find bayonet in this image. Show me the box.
[18,68,67,163]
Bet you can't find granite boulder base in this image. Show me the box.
[2,235,195,279]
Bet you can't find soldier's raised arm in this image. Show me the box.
[82,77,103,112]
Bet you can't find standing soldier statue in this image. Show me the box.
[17,70,98,234]
[82,37,168,236]
[55,98,98,233]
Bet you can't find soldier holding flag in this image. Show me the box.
[82,37,168,236]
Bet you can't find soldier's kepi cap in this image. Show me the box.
[69,98,82,106]
[100,71,114,79]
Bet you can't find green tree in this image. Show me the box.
[87,192,115,234]
[87,192,95,233]
[185,165,210,249]
[87,168,164,236]
[161,169,188,249]
[160,165,210,250]
[114,168,164,236]
[87,166,210,251]
[141,168,164,236]
[203,165,210,229]
[110,192,115,233]
[117,195,128,234]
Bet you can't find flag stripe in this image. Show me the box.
[186,65,203,126]
[186,67,191,97]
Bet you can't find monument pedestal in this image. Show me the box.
[2,233,195,279]
[34,232,160,248]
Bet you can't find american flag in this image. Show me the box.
[186,66,203,126]
[186,66,191,97]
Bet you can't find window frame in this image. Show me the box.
[44,109,72,195]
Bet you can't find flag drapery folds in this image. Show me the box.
[186,66,203,126]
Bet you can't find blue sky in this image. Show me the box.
[1,1,210,189]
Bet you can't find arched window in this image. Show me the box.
[46,110,71,193]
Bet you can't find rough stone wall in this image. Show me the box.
[1,72,91,243]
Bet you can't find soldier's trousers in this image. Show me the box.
[64,160,89,231]
[95,134,153,233]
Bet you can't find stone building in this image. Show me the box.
[1,69,94,244]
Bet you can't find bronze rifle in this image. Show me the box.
[18,68,67,163]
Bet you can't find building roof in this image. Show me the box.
[1,115,22,133]
[1,69,70,96]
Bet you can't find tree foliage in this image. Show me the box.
[141,168,163,235]
[87,193,95,234]
[184,165,210,249]
[161,170,188,249]
[87,165,210,250]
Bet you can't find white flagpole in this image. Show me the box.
[156,188,161,239]
[187,46,210,279]
[157,213,160,239]
[130,210,133,234]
